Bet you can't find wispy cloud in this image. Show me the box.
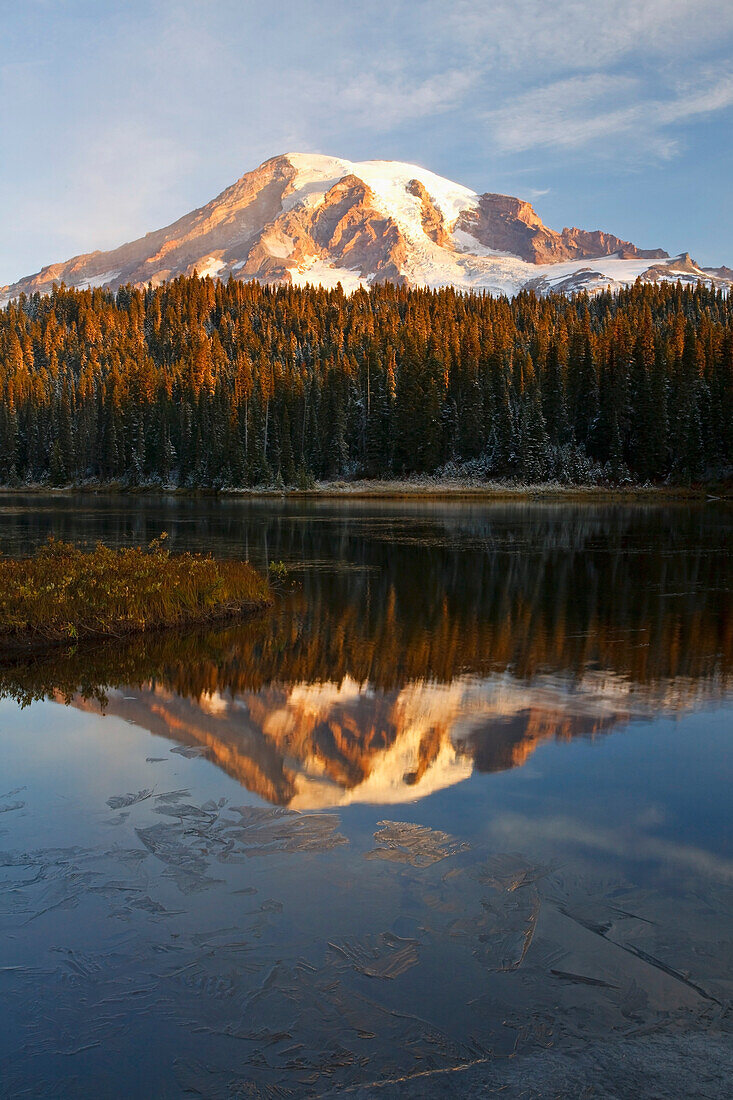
[449,0,733,72]
[487,811,733,883]
[321,67,477,129]
[485,70,733,157]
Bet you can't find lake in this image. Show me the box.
[0,496,731,1097]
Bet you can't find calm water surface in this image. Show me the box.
[0,496,731,1097]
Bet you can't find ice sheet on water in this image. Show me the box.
[130,798,346,898]
[106,789,154,810]
[475,852,552,892]
[328,931,420,980]
[223,806,347,857]
[2,774,731,1096]
[153,801,222,822]
[365,820,470,868]
[542,871,733,1008]
[469,889,540,972]
[229,955,495,1090]
[162,866,224,895]
[173,1059,291,1099]
[0,787,26,799]
[154,788,191,804]
[103,811,130,826]
[135,820,223,894]
[418,859,543,973]
[136,822,211,875]
[128,894,179,916]
[0,786,26,830]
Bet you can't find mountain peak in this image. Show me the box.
[2,152,729,305]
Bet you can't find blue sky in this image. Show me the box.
[2,0,733,284]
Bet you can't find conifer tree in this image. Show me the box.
[0,277,729,488]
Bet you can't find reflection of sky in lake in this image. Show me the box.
[0,499,731,1096]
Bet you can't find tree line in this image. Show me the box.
[0,276,731,486]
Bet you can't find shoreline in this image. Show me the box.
[0,601,272,665]
[0,480,727,503]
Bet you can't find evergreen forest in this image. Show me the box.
[0,277,731,487]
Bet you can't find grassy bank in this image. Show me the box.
[0,537,271,652]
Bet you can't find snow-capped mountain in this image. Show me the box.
[2,152,730,302]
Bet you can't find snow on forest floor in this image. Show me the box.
[0,479,713,500]
[230,478,701,500]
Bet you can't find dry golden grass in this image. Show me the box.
[0,535,271,647]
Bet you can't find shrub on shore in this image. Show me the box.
[0,535,271,648]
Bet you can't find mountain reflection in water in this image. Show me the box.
[1,500,732,1098]
[69,669,724,808]
[3,501,729,808]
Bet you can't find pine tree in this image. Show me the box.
[542,340,569,447]
[518,357,549,482]
[281,406,296,485]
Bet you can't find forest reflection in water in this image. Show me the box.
[3,500,730,808]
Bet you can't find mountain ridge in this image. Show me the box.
[2,151,730,303]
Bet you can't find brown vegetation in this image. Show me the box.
[0,536,270,650]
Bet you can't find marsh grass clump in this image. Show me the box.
[0,535,271,650]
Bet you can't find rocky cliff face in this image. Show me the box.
[455,194,669,264]
[2,152,729,302]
